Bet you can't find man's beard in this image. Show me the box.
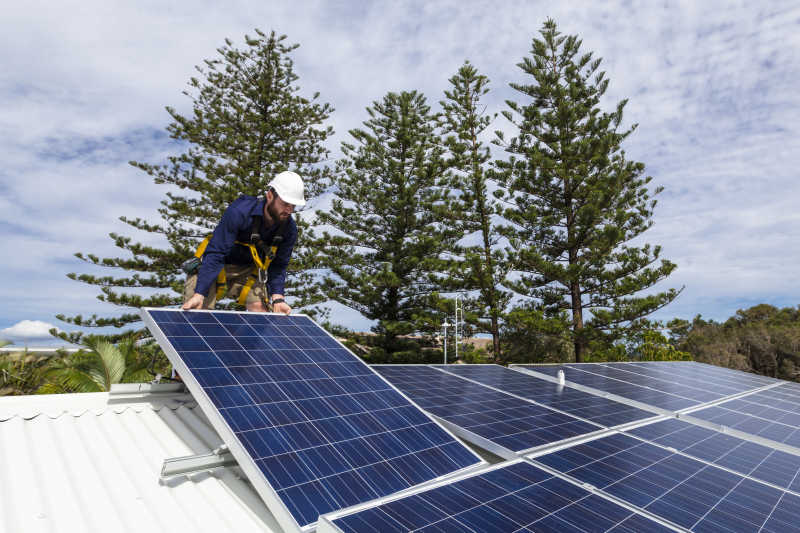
[266,197,288,222]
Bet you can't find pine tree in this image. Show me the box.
[439,61,511,360]
[57,30,333,343]
[316,91,454,362]
[495,20,680,362]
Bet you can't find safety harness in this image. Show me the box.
[193,215,286,305]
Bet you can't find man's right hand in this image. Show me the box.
[182,293,205,310]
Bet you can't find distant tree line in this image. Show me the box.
[667,304,800,381]
[7,303,797,396]
[54,20,681,367]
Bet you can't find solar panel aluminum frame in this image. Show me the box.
[141,308,487,533]
[373,364,614,461]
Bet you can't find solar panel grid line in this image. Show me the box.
[141,309,486,533]
[622,418,800,497]
[510,365,675,416]
[530,432,800,532]
[317,458,683,533]
[431,364,662,432]
[372,364,610,459]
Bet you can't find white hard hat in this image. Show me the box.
[267,171,306,206]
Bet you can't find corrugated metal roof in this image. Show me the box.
[0,386,282,533]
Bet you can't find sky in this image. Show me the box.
[1,0,799,345]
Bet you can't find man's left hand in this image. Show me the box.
[271,295,292,315]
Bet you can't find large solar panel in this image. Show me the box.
[437,364,658,427]
[319,460,674,533]
[687,384,800,450]
[142,309,484,532]
[532,432,800,532]
[627,418,800,492]
[516,362,774,412]
[373,365,603,457]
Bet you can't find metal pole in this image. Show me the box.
[442,322,450,364]
[454,296,463,362]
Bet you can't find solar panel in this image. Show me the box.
[516,362,770,411]
[142,309,484,532]
[319,460,675,533]
[687,387,800,450]
[437,364,658,427]
[373,365,602,457]
[626,418,800,493]
[532,432,800,532]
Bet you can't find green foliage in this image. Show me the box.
[38,334,166,393]
[669,305,800,381]
[439,61,511,360]
[316,91,456,360]
[59,29,334,342]
[499,303,573,364]
[586,329,692,362]
[1,345,54,396]
[494,19,679,362]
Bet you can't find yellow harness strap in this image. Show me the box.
[193,236,277,305]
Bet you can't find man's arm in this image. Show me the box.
[182,201,246,309]
[266,221,298,315]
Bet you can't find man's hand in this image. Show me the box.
[182,293,205,310]
[271,294,292,315]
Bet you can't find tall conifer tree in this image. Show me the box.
[495,20,680,361]
[316,91,453,361]
[439,61,510,359]
[58,30,333,343]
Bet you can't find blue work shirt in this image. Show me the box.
[194,195,297,298]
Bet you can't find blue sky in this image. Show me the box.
[1,1,799,344]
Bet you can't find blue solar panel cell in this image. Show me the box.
[327,461,673,533]
[436,364,657,427]
[534,432,800,532]
[373,365,602,455]
[143,309,483,531]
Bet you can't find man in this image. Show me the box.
[182,171,305,314]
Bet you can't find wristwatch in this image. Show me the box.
[271,298,286,305]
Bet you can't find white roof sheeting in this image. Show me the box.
[0,385,281,533]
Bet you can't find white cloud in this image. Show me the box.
[0,320,60,341]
